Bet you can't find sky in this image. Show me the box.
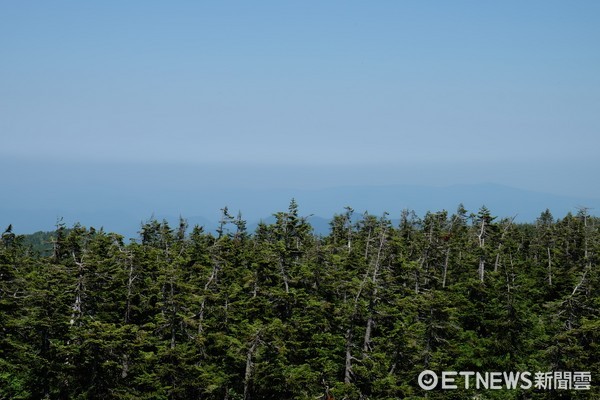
[1,1,600,231]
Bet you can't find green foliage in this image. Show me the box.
[1,206,599,399]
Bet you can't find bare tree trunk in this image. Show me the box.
[344,327,353,384]
[121,355,129,378]
[494,217,515,273]
[478,218,486,282]
[581,207,589,260]
[363,312,374,356]
[570,267,589,297]
[442,247,450,288]
[478,219,485,248]
[414,256,426,294]
[343,256,373,384]
[278,257,289,294]
[547,247,552,286]
[252,271,258,298]
[124,254,136,323]
[243,333,260,400]
[345,206,354,254]
[198,262,219,334]
[364,227,372,261]
[494,253,501,273]
[415,267,420,294]
[347,226,352,254]
[70,281,82,326]
[70,253,84,326]
[362,227,385,357]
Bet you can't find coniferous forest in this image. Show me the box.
[1,201,598,399]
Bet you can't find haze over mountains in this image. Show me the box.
[2,1,599,246]
[2,158,598,237]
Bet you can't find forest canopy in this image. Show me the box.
[1,202,598,399]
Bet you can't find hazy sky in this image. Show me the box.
[1,2,599,198]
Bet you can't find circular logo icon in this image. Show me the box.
[418,370,438,390]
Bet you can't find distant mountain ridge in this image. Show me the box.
[2,183,598,237]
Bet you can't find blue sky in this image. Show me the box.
[1,1,600,223]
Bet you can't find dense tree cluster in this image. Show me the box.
[1,201,598,399]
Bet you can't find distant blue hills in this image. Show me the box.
[2,183,598,238]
